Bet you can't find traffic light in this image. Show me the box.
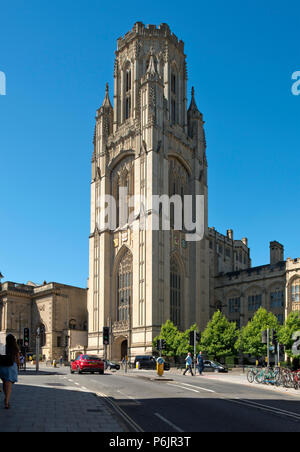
[23,328,30,348]
[157,339,161,350]
[161,340,166,350]
[103,327,110,345]
[196,333,201,343]
[261,330,268,344]
[189,331,195,346]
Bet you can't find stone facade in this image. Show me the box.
[0,281,87,361]
[87,22,210,360]
[87,23,300,362]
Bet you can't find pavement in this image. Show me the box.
[1,364,300,432]
[0,366,126,432]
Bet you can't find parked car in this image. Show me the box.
[203,360,228,373]
[70,355,105,375]
[134,355,170,371]
[104,360,120,371]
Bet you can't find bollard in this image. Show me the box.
[157,357,164,377]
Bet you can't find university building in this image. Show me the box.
[87,22,300,361]
[0,281,87,361]
[1,23,299,363]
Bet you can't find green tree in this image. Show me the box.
[176,324,200,356]
[236,307,279,358]
[153,320,182,357]
[200,311,238,361]
[278,311,300,358]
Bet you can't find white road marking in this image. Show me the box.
[154,413,184,433]
[180,382,216,393]
[229,398,300,420]
[167,383,199,393]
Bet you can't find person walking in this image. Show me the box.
[19,354,25,370]
[196,351,204,376]
[0,334,20,409]
[183,352,194,376]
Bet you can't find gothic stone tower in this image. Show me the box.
[87,23,209,360]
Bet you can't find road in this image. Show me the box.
[52,366,300,432]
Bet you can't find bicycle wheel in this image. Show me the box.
[255,371,264,384]
[247,370,255,383]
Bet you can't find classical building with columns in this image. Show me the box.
[0,281,87,361]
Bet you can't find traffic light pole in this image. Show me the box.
[36,328,40,373]
[194,331,197,376]
[267,328,270,368]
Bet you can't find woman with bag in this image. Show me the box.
[0,334,20,409]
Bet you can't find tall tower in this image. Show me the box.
[87,23,209,360]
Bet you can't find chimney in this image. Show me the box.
[242,237,248,247]
[227,229,234,240]
[270,241,284,265]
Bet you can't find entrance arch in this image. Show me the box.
[121,340,128,360]
[111,335,128,361]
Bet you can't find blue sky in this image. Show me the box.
[0,0,299,287]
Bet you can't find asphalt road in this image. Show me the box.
[54,367,300,432]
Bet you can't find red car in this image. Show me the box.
[70,355,105,375]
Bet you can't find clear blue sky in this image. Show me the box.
[0,0,299,287]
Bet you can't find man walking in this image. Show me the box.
[183,352,194,376]
[197,351,204,376]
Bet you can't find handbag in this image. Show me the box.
[0,355,14,367]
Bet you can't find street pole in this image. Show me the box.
[36,328,40,373]
[267,328,270,368]
[194,331,197,376]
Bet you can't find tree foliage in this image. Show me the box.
[278,311,300,358]
[235,307,279,358]
[153,320,182,357]
[200,311,238,360]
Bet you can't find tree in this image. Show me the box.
[200,311,238,361]
[278,311,300,358]
[153,320,182,357]
[236,307,279,358]
[176,324,199,356]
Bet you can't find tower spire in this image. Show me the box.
[101,82,112,109]
[188,86,201,116]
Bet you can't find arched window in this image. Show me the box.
[169,158,189,230]
[69,319,76,330]
[124,65,132,120]
[170,257,182,328]
[112,157,135,229]
[170,69,177,125]
[292,280,300,303]
[117,250,133,322]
